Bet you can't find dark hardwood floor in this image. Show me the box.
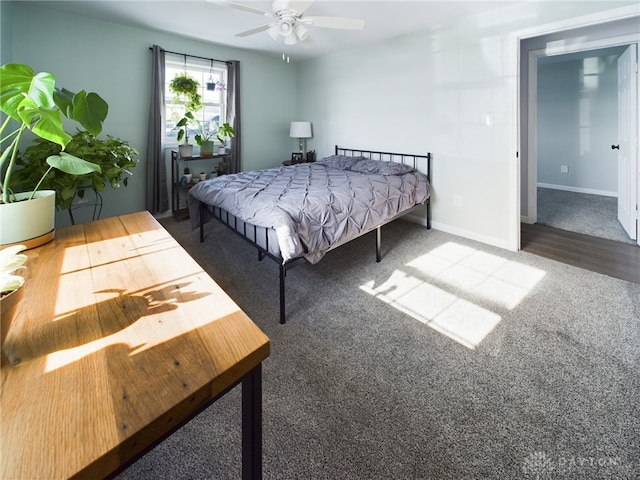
[521,223,640,284]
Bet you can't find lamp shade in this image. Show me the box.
[289,121,312,138]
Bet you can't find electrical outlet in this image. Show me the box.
[560,165,569,173]
[453,194,463,207]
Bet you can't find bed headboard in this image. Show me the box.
[335,145,432,182]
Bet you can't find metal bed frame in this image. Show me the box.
[198,145,432,324]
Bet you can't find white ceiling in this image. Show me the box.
[26,0,529,61]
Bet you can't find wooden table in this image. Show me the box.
[0,211,270,479]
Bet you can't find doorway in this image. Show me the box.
[534,45,637,245]
[520,21,640,249]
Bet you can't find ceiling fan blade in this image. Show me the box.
[235,24,273,37]
[303,16,365,30]
[287,0,314,15]
[210,0,272,17]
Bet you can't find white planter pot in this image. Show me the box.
[179,144,193,158]
[0,190,56,247]
[218,146,226,154]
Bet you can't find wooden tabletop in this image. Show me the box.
[1,211,270,479]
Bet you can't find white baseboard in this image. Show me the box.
[429,221,513,251]
[537,183,617,197]
[403,212,514,251]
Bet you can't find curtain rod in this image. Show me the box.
[149,47,231,65]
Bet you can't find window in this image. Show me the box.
[164,55,227,145]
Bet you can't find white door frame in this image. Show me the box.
[507,5,640,251]
[526,36,640,226]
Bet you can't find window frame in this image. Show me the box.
[164,55,228,147]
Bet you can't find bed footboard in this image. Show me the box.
[199,200,290,324]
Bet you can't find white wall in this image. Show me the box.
[537,50,622,195]
[4,1,297,227]
[297,1,639,249]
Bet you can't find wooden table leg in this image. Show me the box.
[242,364,263,480]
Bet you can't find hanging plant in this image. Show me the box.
[170,73,202,111]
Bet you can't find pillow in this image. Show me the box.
[317,155,367,170]
[347,158,415,175]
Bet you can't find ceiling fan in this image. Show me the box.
[214,0,365,48]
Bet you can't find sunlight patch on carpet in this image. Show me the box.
[407,242,546,309]
[360,242,546,349]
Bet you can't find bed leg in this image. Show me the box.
[375,226,382,263]
[427,199,432,230]
[279,263,286,324]
[199,201,205,242]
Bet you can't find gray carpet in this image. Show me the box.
[537,187,636,245]
[116,217,640,480]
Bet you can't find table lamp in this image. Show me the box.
[290,121,312,153]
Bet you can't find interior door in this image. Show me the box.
[617,44,638,241]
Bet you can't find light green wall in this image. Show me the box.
[4,1,297,226]
[0,2,12,65]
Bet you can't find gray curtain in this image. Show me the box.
[226,61,241,174]
[146,45,168,214]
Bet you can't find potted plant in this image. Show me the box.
[194,119,216,156]
[0,244,27,352]
[9,130,139,211]
[169,73,202,112]
[175,112,195,158]
[216,122,236,154]
[0,63,108,247]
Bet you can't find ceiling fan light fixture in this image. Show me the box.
[294,23,309,41]
[277,19,294,36]
[284,33,297,45]
[268,24,280,41]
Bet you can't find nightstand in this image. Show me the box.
[283,159,315,166]
[284,151,316,166]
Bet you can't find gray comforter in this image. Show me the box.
[187,155,430,264]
